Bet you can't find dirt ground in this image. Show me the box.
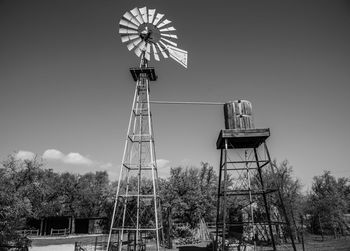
[30,234,105,246]
[30,244,74,251]
[29,235,350,251]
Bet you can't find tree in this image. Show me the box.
[0,153,117,242]
[247,159,303,243]
[269,160,303,236]
[33,169,61,218]
[0,154,39,248]
[75,171,111,218]
[159,163,218,228]
[198,162,218,223]
[306,171,349,236]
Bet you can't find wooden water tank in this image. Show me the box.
[224,100,254,130]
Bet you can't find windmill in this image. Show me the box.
[119,6,187,67]
[107,7,187,251]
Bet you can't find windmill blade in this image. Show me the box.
[139,7,148,23]
[156,19,172,29]
[161,33,178,39]
[134,40,146,57]
[152,43,160,61]
[159,26,176,32]
[123,11,140,26]
[160,37,177,47]
[159,40,170,51]
[119,7,188,65]
[148,9,156,24]
[130,7,144,24]
[119,19,139,30]
[153,13,164,26]
[167,45,188,68]
[156,42,168,58]
[127,37,142,51]
[145,43,151,61]
[121,34,139,43]
[119,28,138,35]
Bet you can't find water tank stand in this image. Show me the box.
[215,129,296,251]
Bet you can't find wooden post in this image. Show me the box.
[94,236,98,251]
[167,207,173,249]
[71,217,76,234]
[44,218,47,236]
[68,217,72,235]
[332,215,337,239]
[318,214,324,241]
[300,215,305,251]
[40,218,44,236]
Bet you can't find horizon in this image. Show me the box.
[1,0,350,192]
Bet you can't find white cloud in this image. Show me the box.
[15,150,35,160]
[157,159,171,178]
[100,162,113,169]
[180,158,192,166]
[42,149,93,166]
[107,170,119,181]
[157,159,170,168]
[42,149,64,160]
[63,152,93,165]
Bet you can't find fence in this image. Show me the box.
[75,236,108,251]
[16,229,40,236]
[50,228,69,236]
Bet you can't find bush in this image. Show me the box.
[173,225,201,245]
[173,225,193,238]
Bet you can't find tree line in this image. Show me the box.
[0,155,116,248]
[1,154,349,248]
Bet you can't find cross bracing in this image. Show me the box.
[107,55,163,251]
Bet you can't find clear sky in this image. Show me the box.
[1,0,349,190]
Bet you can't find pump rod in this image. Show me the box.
[149,100,225,105]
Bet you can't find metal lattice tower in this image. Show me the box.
[215,101,296,251]
[107,6,187,251]
[107,55,163,251]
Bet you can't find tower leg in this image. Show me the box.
[264,143,297,251]
[221,140,228,251]
[215,149,223,251]
[245,150,256,250]
[253,148,276,250]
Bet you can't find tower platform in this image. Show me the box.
[216,128,270,149]
[130,67,158,81]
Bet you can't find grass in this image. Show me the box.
[288,236,350,251]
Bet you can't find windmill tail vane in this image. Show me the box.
[119,6,188,68]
